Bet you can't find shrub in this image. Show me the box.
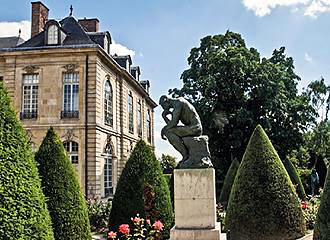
[109,140,173,239]
[88,199,112,232]
[225,125,306,240]
[0,82,54,239]
[283,157,307,200]
[35,127,92,240]
[314,169,330,240]
[219,158,240,206]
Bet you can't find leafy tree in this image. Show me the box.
[35,127,92,240]
[159,154,177,174]
[225,125,305,240]
[0,82,54,239]
[314,168,330,240]
[169,31,316,184]
[109,140,173,239]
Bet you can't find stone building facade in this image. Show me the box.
[0,1,156,199]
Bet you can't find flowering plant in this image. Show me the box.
[107,214,164,240]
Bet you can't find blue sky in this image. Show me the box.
[0,0,330,159]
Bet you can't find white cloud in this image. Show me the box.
[0,21,31,41]
[304,52,313,62]
[242,0,330,17]
[242,0,309,17]
[110,40,135,58]
[304,0,330,17]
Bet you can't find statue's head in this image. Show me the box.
[159,95,171,110]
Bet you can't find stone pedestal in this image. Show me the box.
[170,168,221,240]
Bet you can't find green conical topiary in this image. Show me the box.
[282,157,307,200]
[225,125,306,240]
[35,127,92,240]
[109,140,173,238]
[0,82,54,239]
[313,169,330,240]
[219,158,240,206]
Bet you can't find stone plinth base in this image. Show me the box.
[170,222,221,240]
[171,168,221,240]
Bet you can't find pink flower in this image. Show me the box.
[108,231,117,239]
[119,224,130,235]
[133,217,141,223]
[146,219,151,225]
[153,220,164,231]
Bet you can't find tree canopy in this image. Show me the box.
[170,31,317,180]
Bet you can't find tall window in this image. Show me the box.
[138,100,142,137]
[22,74,39,119]
[63,141,79,164]
[146,109,151,142]
[104,143,113,197]
[48,25,58,45]
[104,80,113,126]
[128,92,134,133]
[62,73,79,118]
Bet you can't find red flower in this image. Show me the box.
[301,202,309,210]
[146,219,151,225]
[153,220,164,231]
[119,224,130,235]
[133,217,141,223]
[108,231,117,239]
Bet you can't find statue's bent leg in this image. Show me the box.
[164,129,188,161]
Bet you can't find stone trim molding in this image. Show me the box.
[62,63,79,73]
[23,65,40,74]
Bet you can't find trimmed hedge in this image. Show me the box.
[282,157,307,200]
[219,158,240,206]
[314,169,330,240]
[35,127,92,240]
[0,82,54,239]
[225,125,306,240]
[109,140,173,238]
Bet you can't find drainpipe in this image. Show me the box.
[85,55,89,198]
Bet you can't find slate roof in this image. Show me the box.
[0,37,24,48]
[17,16,103,48]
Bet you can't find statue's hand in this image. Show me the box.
[161,128,167,140]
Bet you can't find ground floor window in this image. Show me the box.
[104,157,113,197]
[63,141,79,164]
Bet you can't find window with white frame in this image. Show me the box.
[62,73,79,118]
[48,24,58,45]
[138,100,142,137]
[104,143,113,197]
[22,74,39,119]
[63,141,79,164]
[146,109,151,142]
[104,80,113,126]
[128,92,134,133]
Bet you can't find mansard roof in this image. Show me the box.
[0,37,24,48]
[18,16,107,48]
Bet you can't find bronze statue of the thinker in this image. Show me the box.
[159,95,213,169]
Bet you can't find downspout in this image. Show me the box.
[85,55,89,198]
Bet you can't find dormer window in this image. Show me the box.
[48,24,58,45]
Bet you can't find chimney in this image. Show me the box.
[31,1,49,38]
[78,18,100,32]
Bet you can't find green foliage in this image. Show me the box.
[219,158,240,205]
[0,82,54,239]
[225,125,306,240]
[314,169,330,240]
[159,154,177,174]
[87,199,112,232]
[282,157,307,200]
[169,31,316,186]
[35,128,92,240]
[109,140,173,239]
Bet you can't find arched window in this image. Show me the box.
[48,24,58,45]
[104,143,113,197]
[63,141,78,164]
[104,80,113,126]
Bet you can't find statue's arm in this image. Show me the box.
[164,101,182,129]
[162,110,171,124]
